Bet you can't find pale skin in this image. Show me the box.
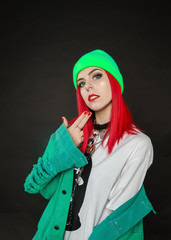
[62,67,112,147]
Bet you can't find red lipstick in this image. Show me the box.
[88,94,100,102]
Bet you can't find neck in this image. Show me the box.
[95,103,112,124]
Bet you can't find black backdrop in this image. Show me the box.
[1,3,170,239]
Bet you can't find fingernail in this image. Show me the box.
[84,111,87,115]
[61,117,64,121]
[88,112,92,116]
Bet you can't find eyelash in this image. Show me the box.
[77,73,103,88]
[78,81,85,88]
[93,73,102,79]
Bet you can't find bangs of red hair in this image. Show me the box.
[70,71,140,155]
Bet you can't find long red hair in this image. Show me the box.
[69,71,140,155]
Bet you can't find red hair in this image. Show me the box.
[69,71,140,155]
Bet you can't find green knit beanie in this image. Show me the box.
[73,49,124,93]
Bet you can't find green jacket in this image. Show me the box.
[24,124,155,240]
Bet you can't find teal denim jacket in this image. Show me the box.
[24,124,155,240]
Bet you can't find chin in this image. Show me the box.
[87,104,105,112]
[87,101,112,113]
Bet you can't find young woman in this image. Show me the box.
[24,50,155,240]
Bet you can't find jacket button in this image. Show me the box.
[54,225,59,230]
[62,190,67,194]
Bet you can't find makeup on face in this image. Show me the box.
[77,68,103,89]
[77,67,112,114]
[88,94,100,102]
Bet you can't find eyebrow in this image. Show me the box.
[77,68,102,83]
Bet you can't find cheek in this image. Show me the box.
[99,82,112,100]
[80,89,88,103]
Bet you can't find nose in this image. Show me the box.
[85,82,93,91]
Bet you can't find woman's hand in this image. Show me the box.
[62,111,92,147]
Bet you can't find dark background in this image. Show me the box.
[1,3,170,239]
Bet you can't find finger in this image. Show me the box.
[78,112,92,129]
[72,111,88,128]
[62,116,69,128]
[80,130,84,137]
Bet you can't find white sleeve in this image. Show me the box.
[106,134,154,211]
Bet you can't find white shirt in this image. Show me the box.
[64,130,153,240]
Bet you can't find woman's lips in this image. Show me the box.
[88,94,100,102]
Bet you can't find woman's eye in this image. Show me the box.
[78,81,86,88]
[93,73,102,79]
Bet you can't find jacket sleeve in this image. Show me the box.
[88,185,156,240]
[24,123,87,195]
